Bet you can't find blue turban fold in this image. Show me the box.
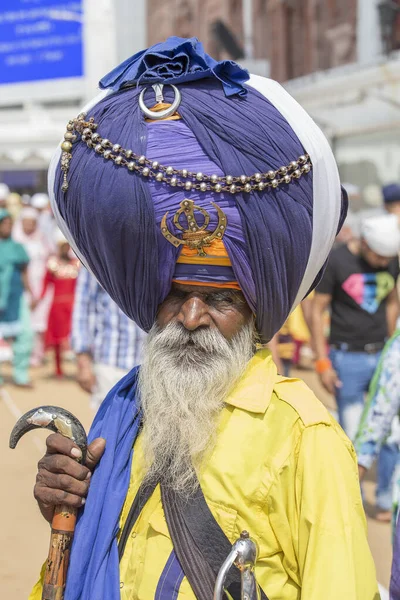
[50,37,346,343]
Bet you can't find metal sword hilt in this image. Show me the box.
[214,531,261,600]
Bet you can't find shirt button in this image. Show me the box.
[120,582,124,589]
[131,532,137,538]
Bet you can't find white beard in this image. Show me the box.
[138,320,256,498]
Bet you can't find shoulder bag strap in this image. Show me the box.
[161,482,269,600]
[118,480,157,561]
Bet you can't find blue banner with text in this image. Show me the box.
[0,0,83,85]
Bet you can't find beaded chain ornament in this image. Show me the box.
[60,113,312,195]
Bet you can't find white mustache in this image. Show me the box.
[150,321,238,354]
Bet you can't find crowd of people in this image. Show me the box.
[268,182,400,531]
[0,182,147,396]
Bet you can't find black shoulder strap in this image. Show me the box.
[161,484,217,599]
[118,480,157,561]
[161,483,269,600]
[118,478,269,599]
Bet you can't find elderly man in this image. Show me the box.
[30,38,378,600]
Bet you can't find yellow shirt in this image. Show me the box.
[30,350,379,600]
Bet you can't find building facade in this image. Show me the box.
[147,0,359,80]
[147,0,400,211]
[147,0,244,60]
[2,0,400,205]
[265,0,358,81]
[0,0,146,193]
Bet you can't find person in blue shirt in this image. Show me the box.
[71,267,146,411]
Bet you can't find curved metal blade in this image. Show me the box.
[9,405,87,463]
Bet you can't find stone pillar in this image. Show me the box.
[83,0,118,101]
[115,0,147,62]
[83,0,147,102]
[267,0,288,82]
[357,0,383,64]
[243,0,254,59]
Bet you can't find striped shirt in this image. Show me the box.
[71,267,146,370]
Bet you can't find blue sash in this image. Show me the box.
[65,368,142,600]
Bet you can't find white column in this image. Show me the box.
[242,0,254,59]
[115,0,147,63]
[83,0,118,101]
[83,0,147,102]
[357,0,383,65]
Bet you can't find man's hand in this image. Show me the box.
[34,433,106,523]
[358,464,367,481]
[76,353,96,394]
[319,367,342,395]
[30,297,39,311]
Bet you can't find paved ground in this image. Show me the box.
[0,361,392,598]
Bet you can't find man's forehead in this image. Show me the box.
[170,282,243,296]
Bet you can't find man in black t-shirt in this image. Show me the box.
[317,244,399,351]
[313,213,400,518]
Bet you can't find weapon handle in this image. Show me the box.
[42,505,77,600]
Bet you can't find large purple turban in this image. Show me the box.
[49,37,346,342]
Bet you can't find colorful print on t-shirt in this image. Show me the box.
[342,272,395,314]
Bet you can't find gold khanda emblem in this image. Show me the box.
[161,199,228,257]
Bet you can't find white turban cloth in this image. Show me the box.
[361,214,400,257]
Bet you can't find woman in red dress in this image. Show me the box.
[41,238,79,377]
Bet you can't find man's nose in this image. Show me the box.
[176,296,211,331]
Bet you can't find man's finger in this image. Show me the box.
[85,437,106,471]
[46,432,83,460]
[38,454,89,480]
[36,470,90,497]
[34,485,86,510]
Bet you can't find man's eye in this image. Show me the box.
[208,293,235,306]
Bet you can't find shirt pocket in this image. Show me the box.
[206,499,238,543]
[148,500,238,543]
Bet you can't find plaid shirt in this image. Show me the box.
[71,267,146,370]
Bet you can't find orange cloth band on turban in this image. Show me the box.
[177,239,232,266]
[145,102,181,123]
[173,239,241,290]
[172,279,242,290]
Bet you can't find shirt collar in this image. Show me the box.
[225,348,277,414]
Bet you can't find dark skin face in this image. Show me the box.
[0,216,12,239]
[59,242,71,260]
[386,202,400,218]
[22,218,37,236]
[33,283,254,524]
[157,283,253,340]
[360,239,394,269]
